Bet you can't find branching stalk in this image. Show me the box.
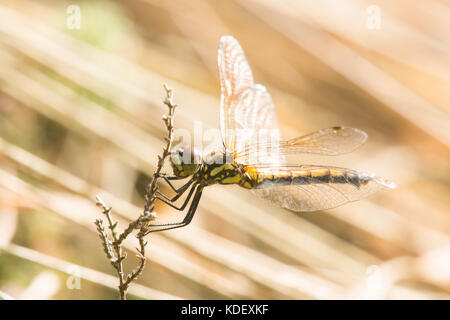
[95,84,177,300]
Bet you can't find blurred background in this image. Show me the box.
[0,0,449,300]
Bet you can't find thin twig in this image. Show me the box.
[94,219,115,262]
[123,233,147,287]
[122,84,177,290]
[94,84,178,300]
[144,83,177,215]
[95,195,126,300]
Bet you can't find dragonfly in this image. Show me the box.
[147,35,395,233]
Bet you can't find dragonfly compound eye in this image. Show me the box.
[170,147,201,177]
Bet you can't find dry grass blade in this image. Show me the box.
[239,0,450,149]
[0,243,180,300]
[0,0,449,300]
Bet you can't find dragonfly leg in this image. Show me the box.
[156,179,194,202]
[154,182,198,211]
[156,175,188,193]
[144,186,204,234]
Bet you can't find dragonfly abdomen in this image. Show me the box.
[253,167,370,189]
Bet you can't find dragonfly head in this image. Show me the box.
[170,146,202,178]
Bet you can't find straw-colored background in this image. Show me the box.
[0,0,449,299]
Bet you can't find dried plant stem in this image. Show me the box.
[144,84,177,214]
[95,197,127,299]
[95,84,177,300]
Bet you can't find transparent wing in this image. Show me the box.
[231,85,282,163]
[251,165,395,212]
[283,127,367,155]
[218,35,254,152]
[218,36,281,158]
[235,127,367,165]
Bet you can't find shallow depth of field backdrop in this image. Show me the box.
[0,0,449,299]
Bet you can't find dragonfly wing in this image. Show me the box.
[284,127,368,155]
[232,85,282,163]
[236,127,368,164]
[250,165,395,212]
[218,36,281,159]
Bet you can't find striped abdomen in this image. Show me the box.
[249,167,371,189]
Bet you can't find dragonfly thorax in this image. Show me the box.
[199,149,245,187]
[170,146,245,186]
